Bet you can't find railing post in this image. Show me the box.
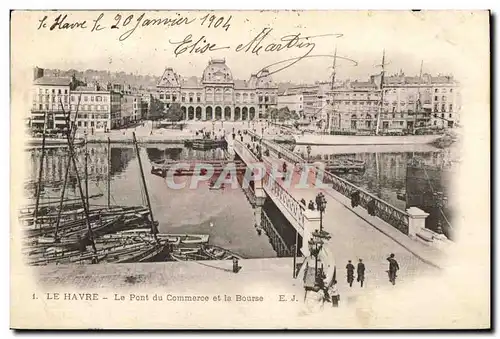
[406,207,429,238]
[301,209,321,256]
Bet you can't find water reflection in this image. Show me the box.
[293,144,456,236]
[24,144,277,259]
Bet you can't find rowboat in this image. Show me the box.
[108,229,209,245]
[201,245,244,261]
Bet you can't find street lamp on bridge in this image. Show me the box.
[316,192,327,232]
[310,192,330,284]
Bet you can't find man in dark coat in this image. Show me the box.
[346,260,355,287]
[357,259,366,287]
[387,253,399,285]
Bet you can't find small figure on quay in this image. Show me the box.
[328,280,340,307]
[232,257,240,273]
[282,161,287,174]
[387,253,399,285]
[357,259,365,287]
[346,260,355,287]
[351,190,361,208]
[308,200,315,211]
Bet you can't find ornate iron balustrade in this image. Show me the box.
[320,169,409,234]
[262,172,305,233]
[257,135,410,235]
[261,209,292,257]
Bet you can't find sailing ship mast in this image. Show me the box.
[84,134,89,209]
[327,46,338,133]
[415,60,424,132]
[107,137,111,208]
[132,132,158,241]
[59,98,98,257]
[54,95,81,240]
[33,112,47,229]
[375,50,386,136]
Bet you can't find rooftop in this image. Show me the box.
[33,76,71,86]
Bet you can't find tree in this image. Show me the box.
[149,97,164,121]
[165,103,184,122]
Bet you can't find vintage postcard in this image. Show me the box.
[10,10,490,329]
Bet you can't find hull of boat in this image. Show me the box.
[292,134,443,146]
[109,230,209,245]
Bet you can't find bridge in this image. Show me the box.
[230,130,451,287]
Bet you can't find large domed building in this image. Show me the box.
[155,58,278,121]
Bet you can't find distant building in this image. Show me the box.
[154,58,278,121]
[381,72,461,130]
[71,84,122,131]
[277,93,303,116]
[30,74,72,131]
[329,80,381,132]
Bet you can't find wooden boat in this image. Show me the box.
[116,242,167,263]
[26,241,144,266]
[201,245,244,261]
[108,229,209,245]
[170,252,208,262]
[100,232,181,247]
[170,248,204,262]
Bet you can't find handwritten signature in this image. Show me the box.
[35,12,349,77]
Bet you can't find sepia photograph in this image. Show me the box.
[9,9,490,329]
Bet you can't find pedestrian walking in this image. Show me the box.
[346,260,355,287]
[308,200,315,211]
[357,259,365,287]
[387,253,399,285]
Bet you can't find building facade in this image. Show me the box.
[154,58,278,121]
[326,73,461,133]
[328,80,381,132]
[71,85,122,131]
[31,76,72,131]
[382,72,461,130]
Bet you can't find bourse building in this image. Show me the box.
[154,58,278,121]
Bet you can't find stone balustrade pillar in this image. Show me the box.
[301,209,321,257]
[406,206,429,237]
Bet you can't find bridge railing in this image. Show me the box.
[233,139,259,163]
[262,172,305,233]
[320,170,410,234]
[253,134,303,165]
[255,132,410,235]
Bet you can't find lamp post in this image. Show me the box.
[310,192,330,283]
[316,192,327,232]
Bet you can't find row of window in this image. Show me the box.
[34,103,68,111]
[71,104,109,111]
[36,95,69,103]
[385,88,454,94]
[38,88,68,95]
[332,93,380,97]
[71,95,108,102]
[76,113,110,120]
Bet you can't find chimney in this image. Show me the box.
[33,67,44,81]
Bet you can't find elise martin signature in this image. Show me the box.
[169,27,344,75]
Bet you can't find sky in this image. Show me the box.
[10,10,489,85]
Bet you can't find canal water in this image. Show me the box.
[22,142,456,259]
[292,143,457,236]
[23,144,276,259]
